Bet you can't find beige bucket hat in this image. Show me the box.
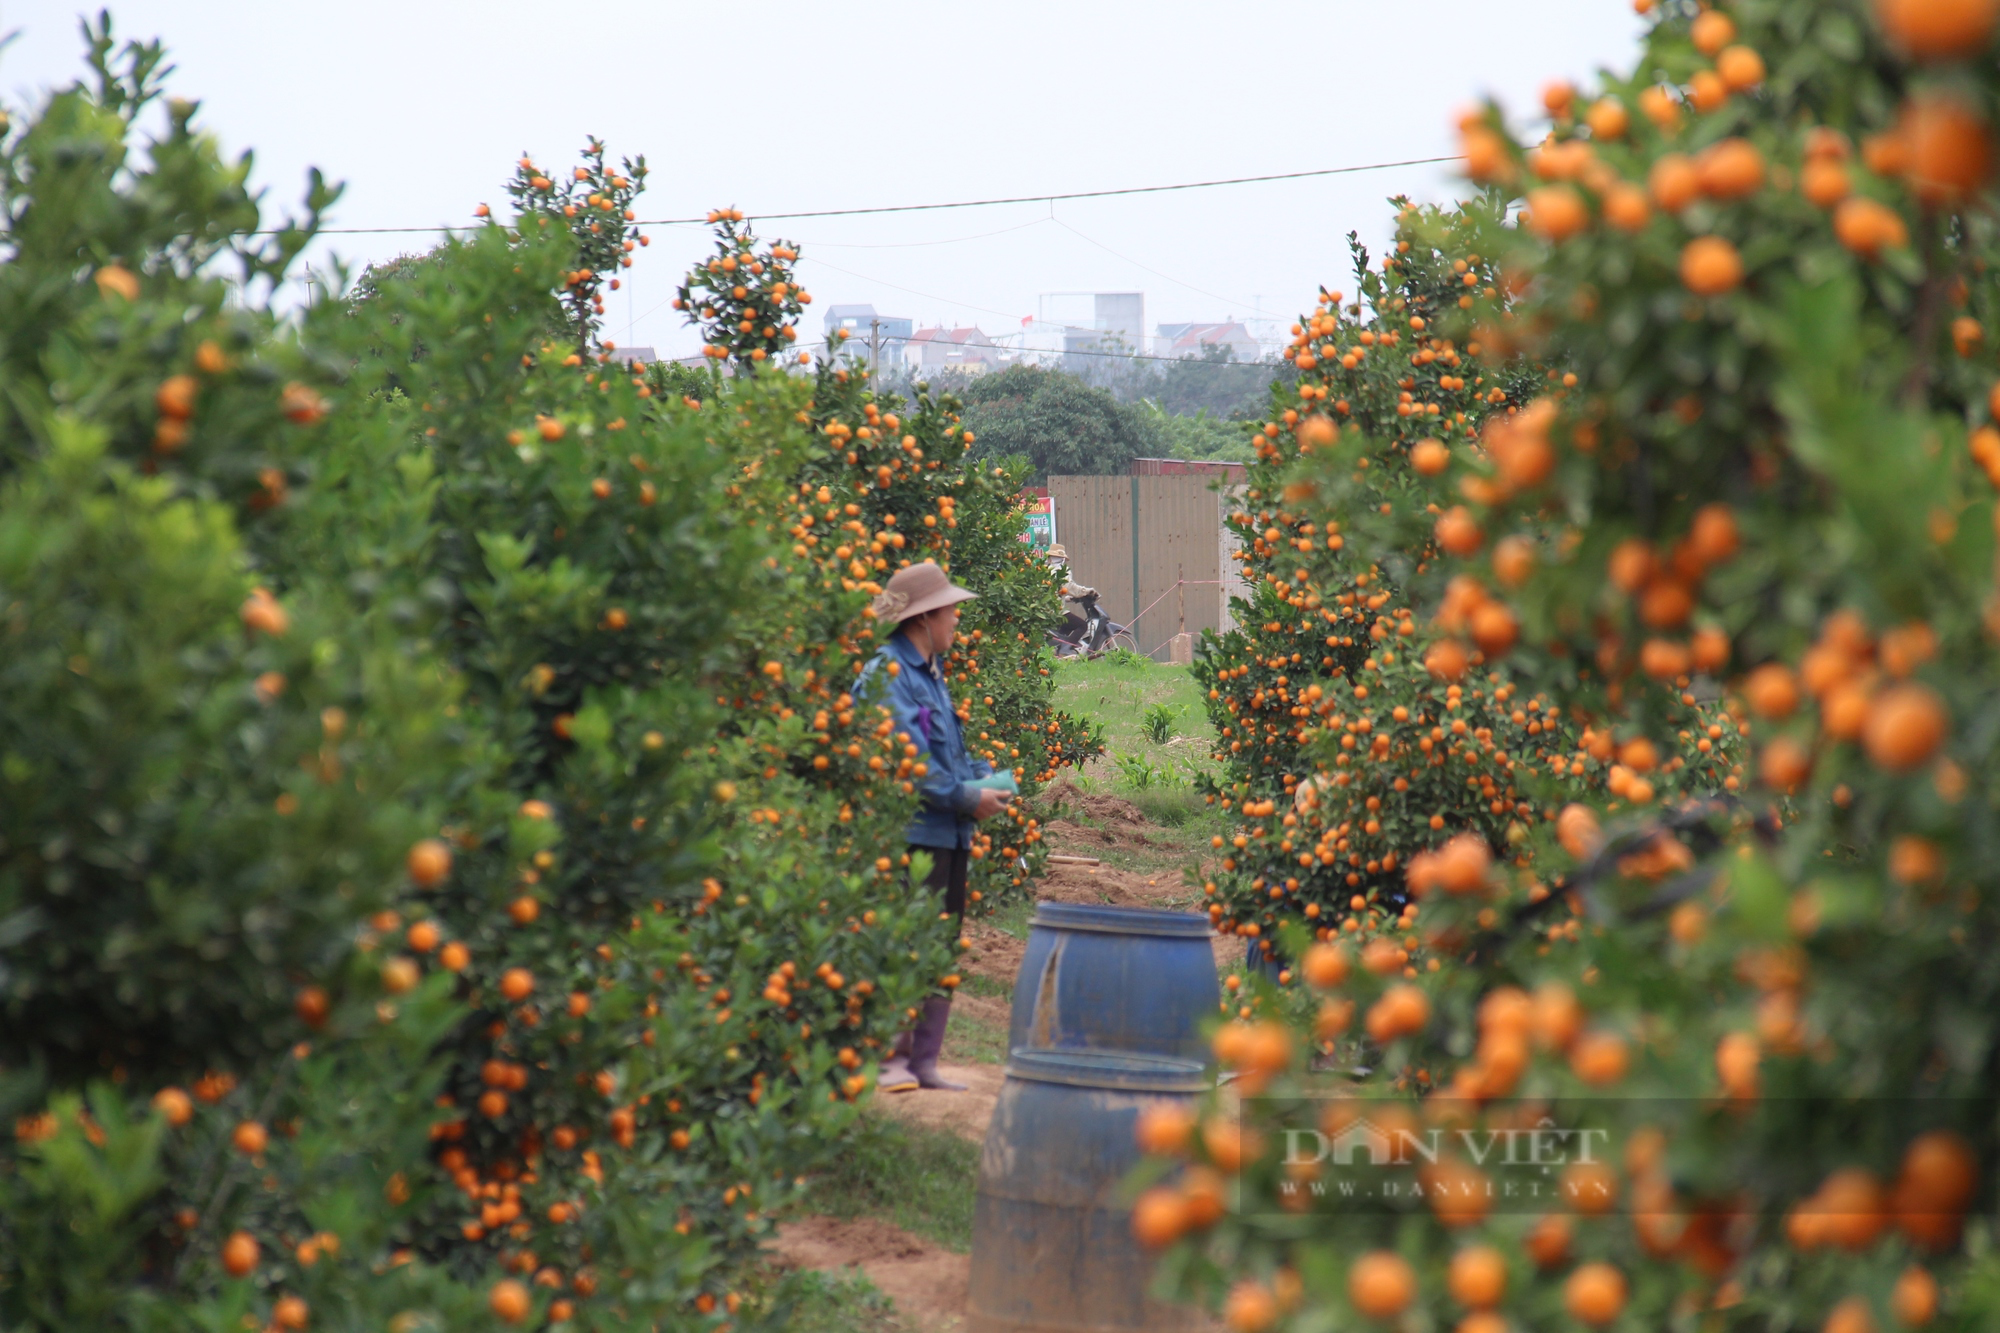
[871,560,977,625]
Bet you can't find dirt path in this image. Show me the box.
[871,1061,1005,1144]
[768,1215,969,1332]
[770,780,1228,1330]
[960,925,1025,990]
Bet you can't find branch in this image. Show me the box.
[1462,790,1776,961]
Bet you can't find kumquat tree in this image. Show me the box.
[1143,1,2000,1331]
[0,17,1091,1333]
[1192,203,1740,995]
[1192,206,1563,985]
[503,140,648,347]
[0,25,549,1332]
[673,210,1100,907]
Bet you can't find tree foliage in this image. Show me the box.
[957,364,1159,477]
[1152,2,2000,1330]
[1076,341,1286,421]
[0,21,1093,1331]
[1135,402,1254,463]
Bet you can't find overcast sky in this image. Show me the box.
[7,1,1646,364]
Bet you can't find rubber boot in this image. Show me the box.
[879,1028,917,1093]
[908,995,966,1091]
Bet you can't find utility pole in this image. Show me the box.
[870,318,882,377]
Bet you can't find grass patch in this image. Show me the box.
[767,1268,906,1333]
[943,1004,1010,1065]
[983,893,1037,941]
[1054,658,1219,800]
[1125,785,1224,829]
[1054,657,1215,759]
[959,972,1011,1000]
[804,1115,980,1252]
[1043,656,1231,873]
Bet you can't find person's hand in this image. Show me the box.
[973,788,1009,820]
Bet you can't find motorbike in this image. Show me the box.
[1046,590,1129,658]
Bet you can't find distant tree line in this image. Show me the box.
[1070,338,1285,419]
[871,343,1286,480]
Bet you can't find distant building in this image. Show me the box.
[1153,321,1260,363]
[908,326,1003,371]
[609,345,658,368]
[1059,292,1146,368]
[824,304,913,364]
[1092,293,1145,347]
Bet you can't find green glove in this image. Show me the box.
[966,771,1019,796]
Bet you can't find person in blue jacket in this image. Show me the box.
[856,560,1011,1092]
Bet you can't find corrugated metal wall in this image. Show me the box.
[1046,475,1226,660]
[1046,476,1134,626]
[1134,475,1220,653]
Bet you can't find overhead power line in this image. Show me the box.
[802,216,1053,250]
[642,155,1458,226]
[263,154,1457,237]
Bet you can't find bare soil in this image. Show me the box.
[1036,853,1186,909]
[871,1060,1004,1145]
[958,922,1024,989]
[1033,852,1248,971]
[1038,776,1157,839]
[948,990,1011,1035]
[768,1214,969,1332]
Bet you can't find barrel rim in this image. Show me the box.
[1028,901,1212,938]
[1004,1047,1209,1092]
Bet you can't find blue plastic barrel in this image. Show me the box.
[1008,903,1220,1063]
[967,1049,1208,1333]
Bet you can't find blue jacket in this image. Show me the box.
[856,629,992,850]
